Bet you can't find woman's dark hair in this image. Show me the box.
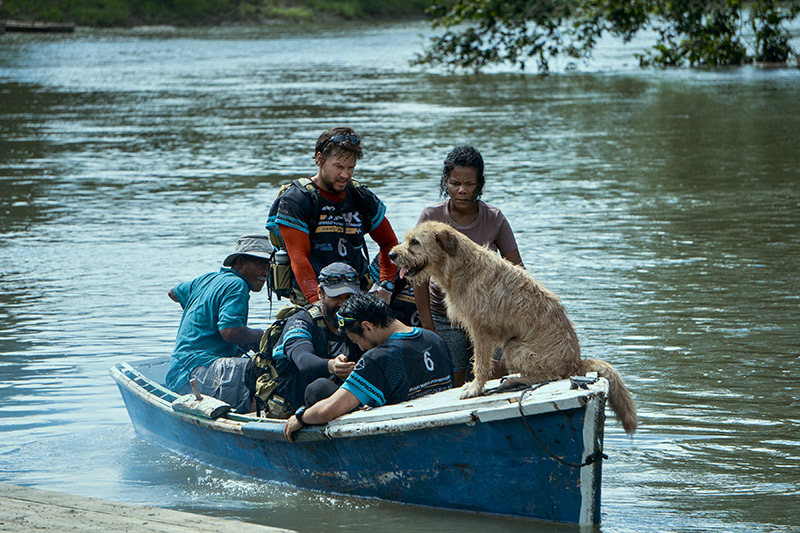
[439,145,485,199]
[315,126,363,162]
[338,293,392,336]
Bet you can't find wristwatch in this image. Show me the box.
[378,280,395,292]
[294,406,307,427]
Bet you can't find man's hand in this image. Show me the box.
[327,354,355,380]
[239,341,260,354]
[283,388,363,442]
[284,415,304,443]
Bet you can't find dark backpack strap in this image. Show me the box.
[290,178,320,237]
[347,180,373,267]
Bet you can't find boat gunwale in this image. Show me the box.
[110,360,609,441]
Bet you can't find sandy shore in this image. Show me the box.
[0,483,293,532]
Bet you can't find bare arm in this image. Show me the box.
[168,288,179,302]
[220,326,264,346]
[502,248,524,268]
[283,387,361,442]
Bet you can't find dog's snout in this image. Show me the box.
[388,250,397,261]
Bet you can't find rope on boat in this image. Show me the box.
[516,382,608,468]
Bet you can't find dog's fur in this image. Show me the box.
[390,220,637,435]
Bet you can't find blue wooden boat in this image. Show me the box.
[110,358,609,524]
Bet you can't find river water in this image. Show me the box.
[1,21,799,533]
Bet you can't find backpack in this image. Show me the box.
[251,304,326,418]
[266,177,373,302]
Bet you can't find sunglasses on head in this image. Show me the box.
[319,133,360,153]
[336,312,357,329]
[319,272,359,285]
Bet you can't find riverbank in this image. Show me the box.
[0,483,293,532]
[0,0,429,27]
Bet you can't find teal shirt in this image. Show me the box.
[165,268,252,392]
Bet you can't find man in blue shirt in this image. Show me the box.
[165,235,271,413]
[284,294,452,442]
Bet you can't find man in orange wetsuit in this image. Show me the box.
[266,126,398,304]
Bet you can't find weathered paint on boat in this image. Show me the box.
[110,358,608,524]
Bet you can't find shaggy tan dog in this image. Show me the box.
[390,220,637,435]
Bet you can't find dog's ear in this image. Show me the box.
[435,230,459,257]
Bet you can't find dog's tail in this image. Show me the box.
[579,359,637,436]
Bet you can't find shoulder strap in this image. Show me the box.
[305,304,326,328]
[275,303,303,321]
[268,178,317,249]
[294,177,315,192]
[290,178,321,236]
[348,180,373,266]
[349,179,366,213]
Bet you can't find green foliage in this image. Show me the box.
[308,0,362,19]
[305,0,430,19]
[414,0,579,71]
[638,0,748,66]
[417,0,800,71]
[73,0,131,26]
[748,0,800,62]
[1,0,130,25]
[131,0,234,25]
[0,0,429,25]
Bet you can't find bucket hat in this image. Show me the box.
[223,235,273,267]
[318,262,361,297]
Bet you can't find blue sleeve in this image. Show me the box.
[217,282,249,330]
[341,353,387,407]
[172,280,194,308]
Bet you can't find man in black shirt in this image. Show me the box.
[272,263,363,412]
[284,294,452,442]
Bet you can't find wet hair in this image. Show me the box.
[315,126,363,163]
[338,293,392,336]
[439,145,485,199]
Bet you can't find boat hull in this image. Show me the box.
[111,359,607,524]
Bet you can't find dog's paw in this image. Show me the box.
[460,382,484,399]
